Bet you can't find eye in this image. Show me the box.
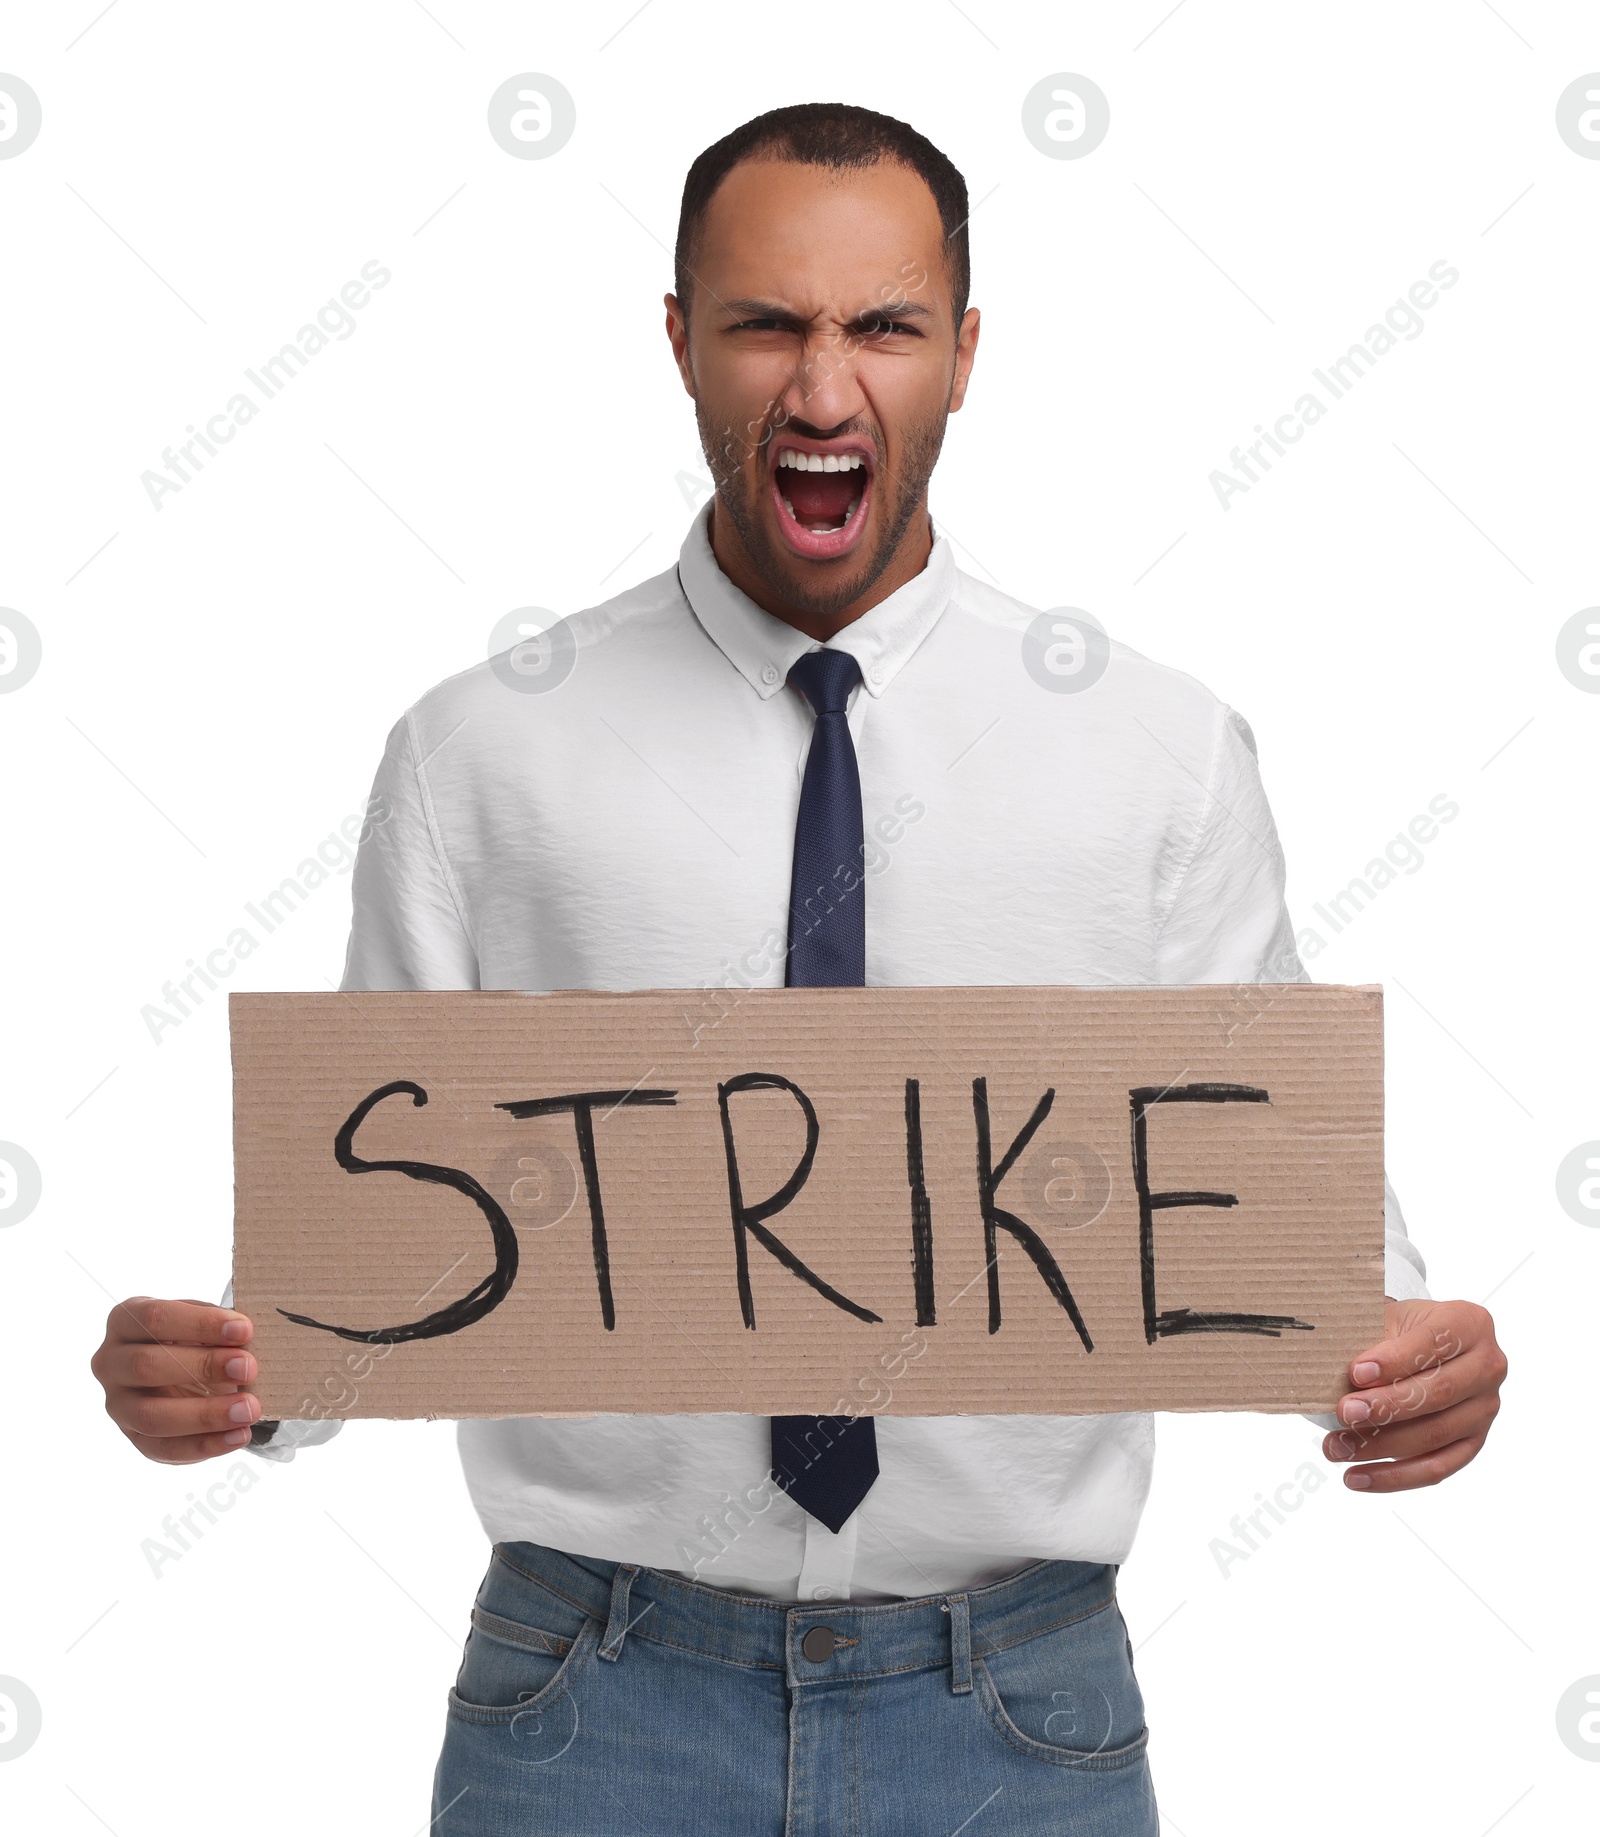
[858,316,923,341]
[728,317,793,334]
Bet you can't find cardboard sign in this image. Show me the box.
[231,984,1384,1422]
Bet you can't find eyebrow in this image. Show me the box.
[719,297,937,329]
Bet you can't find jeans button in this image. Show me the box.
[801,1625,838,1663]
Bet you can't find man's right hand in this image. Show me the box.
[91,1297,263,1464]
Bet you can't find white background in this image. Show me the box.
[1,2,1595,1831]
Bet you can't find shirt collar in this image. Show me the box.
[676,500,956,700]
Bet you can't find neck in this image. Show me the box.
[709,502,934,643]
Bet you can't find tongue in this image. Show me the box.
[783,470,860,527]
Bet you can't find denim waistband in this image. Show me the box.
[486,1541,1120,1693]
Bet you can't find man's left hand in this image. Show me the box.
[1324,1298,1507,1492]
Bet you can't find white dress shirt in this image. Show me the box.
[259,503,1427,1605]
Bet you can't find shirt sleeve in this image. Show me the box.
[1155,704,1303,985]
[339,710,481,993]
[1155,703,1430,1331]
[245,711,481,1460]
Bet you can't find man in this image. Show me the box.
[91,105,1507,1833]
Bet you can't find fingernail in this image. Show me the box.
[1352,1360,1381,1386]
[1345,1470,1372,1490]
[228,1397,258,1424]
[223,1427,251,1447]
[1324,1434,1351,1461]
[1342,1398,1371,1425]
[224,1355,254,1381]
[221,1319,249,1344]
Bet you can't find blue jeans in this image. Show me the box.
[433,1542,1159,1835]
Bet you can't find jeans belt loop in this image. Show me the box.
[598,1563,640,1663]
[947,1593,973,1696]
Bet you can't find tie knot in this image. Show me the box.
[788,647,862,717]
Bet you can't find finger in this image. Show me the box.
[109,1297,253,1348]
[1337,1339,1502,1430]
[1339,1433,1486,1493]
[124,1426,257,1465]
[117,1391,262,1440]
[1324,1395,1497,1465]
[1347,1301,1492,1388]
[104,1342,257,1393]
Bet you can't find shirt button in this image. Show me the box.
[810,1586,834,1602]
[869,664,884,685]
[801,1625,839,1662]
[761,662,780,686]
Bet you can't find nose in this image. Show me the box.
[780,414,860,443]
[777,329,868,433]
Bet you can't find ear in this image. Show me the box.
[664,292,697,399]
[947,307,981,412]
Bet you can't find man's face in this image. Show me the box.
[667,158,979,621]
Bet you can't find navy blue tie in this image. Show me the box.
[769,647,881,1535]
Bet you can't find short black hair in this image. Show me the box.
[674,103,970,326]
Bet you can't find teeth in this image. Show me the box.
[776,449,865,472]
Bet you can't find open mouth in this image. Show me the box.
[768,441,874,561]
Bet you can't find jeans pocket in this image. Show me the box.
[448,1602,601,1747]
[974,1600,1150,1771]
